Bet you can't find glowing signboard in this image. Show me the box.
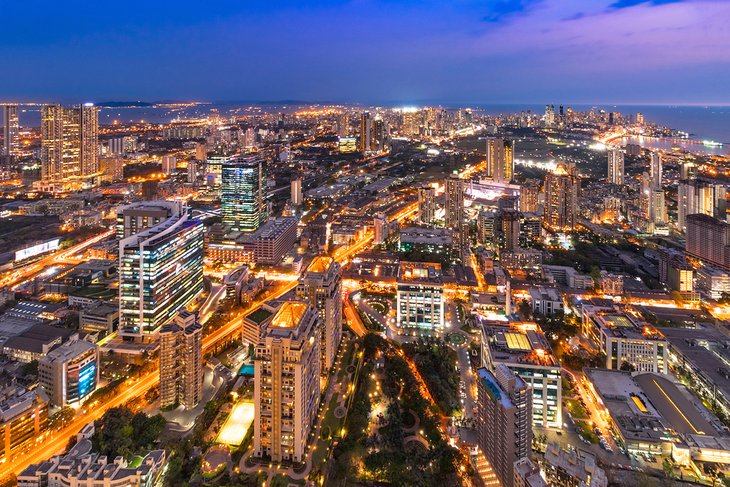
[15,238,61,262]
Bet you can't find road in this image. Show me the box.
[0,201,418,481]
[0,229,115,289]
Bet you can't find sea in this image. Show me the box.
[13,102,730,155]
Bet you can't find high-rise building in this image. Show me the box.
[118,202,204,337]
[500,209,520,251]
[254,302,320,462]
[373,212,389,245]
[607,149,624,185]
[221,156,267,233]
[519,180,540,213]
[486,138,514,183]
[544,105,556,127]
[291,177,302,207]
[2,104,20,160]
[650,152,662,188]
[161,155,177,175]
[336,112,348,137]
[678,179,726,232]
[38,339,98,407]
[359,111,372,153]
[477,365,532,487]
[650,189,667,226]
[686,213,730,270]
[636,112,645,125]
[159,311,203,410]
[445,174,469,252]
[543,164,579,231]
[41,103,99,187]
[372,117,388,152]
[296,256,342,378]
[418,185,436,225]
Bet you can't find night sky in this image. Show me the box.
[2,0,729,104]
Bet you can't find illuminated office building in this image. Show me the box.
[445,175,464,230]
[40,103,99,188]
[543,164,578,231]
[221,156,267,233]
[396,261,444,335]
[2,104,20,160]
[296,256,342,378]
[254,302,320,462]
[159,311,203,410]
[38,339,98,407]
[359,111,372,153]
[118,202,204,337]
[650,152,662,188]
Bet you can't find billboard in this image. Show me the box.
[15,238,61,262]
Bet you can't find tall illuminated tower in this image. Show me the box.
[2,104,20,160]
[221,156,267,232]
[607,149,624,185]
[41,103,99,184]
[543,164,579,231]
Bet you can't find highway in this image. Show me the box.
[0,229,115,290]
[0,200,418,481]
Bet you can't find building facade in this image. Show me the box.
[254,302,320,462]
[159,311,203,410]
[221,156,267,233]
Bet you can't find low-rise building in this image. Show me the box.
[396,261,444,335]
[18,441,165,487]
[541,442,608,487]
[542,265,594,289]
[79,302,119,336]
[696,265,730,300]
[0,385,49,465]
[528,286,563,315]
[2,324,78,363]
[581,304,668,374]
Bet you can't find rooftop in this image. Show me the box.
[306,255,334,274]
[483,322,559,368]
[398,261,443,285]
[271,302,308,329]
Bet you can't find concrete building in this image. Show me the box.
[543,164,578,231]
[417,185,436,225]
[541,442,608,487]
[18,443,165,487]
[581,304,668,373]
[2,104,20,160]
[291,177,303,206]
[513,457,547,487]
[254,302,320,462]
[159,311,203,410]
[686,213,730,270]
[678,180,726,232]
[296,256,342,378]
[0,385,48,465]
[481,322,562,428]
[246,216,298,265]
[696,265,730,299]
[607,149,624,185]
[528,286,563,315]
[39,339,98,407]
[486,137,515,183]
[477,365,532,487]
[396,261,445,335]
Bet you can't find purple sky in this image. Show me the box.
[1,0,728,104]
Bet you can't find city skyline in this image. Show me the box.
[1,1,729,104]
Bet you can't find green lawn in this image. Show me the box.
[566,398,588,420]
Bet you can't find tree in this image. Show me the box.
[21,360,39,377]
[662,457,676,480]
[620,361,636,372]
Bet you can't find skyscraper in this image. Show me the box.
[607,149,624,185]
[221,156,267,232]
[686,213,730,270]
[417,185,436,225]
[41,103,99,186]
[159,311,203,410]
[678,179,727,232]
[2,104,20,160]
[650,152,662,188]
[519,180,540,213]
[254,302,320,462]
[543,164,579,231]
[296,256,342,379]
[336,112,348,137]
[359,111,372,153]
[373,212,389,245]
[445,174,467,255]
[486,138,515,183]
[477,365,532,487]
[291,177,303,207]
[118,202,204,337]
